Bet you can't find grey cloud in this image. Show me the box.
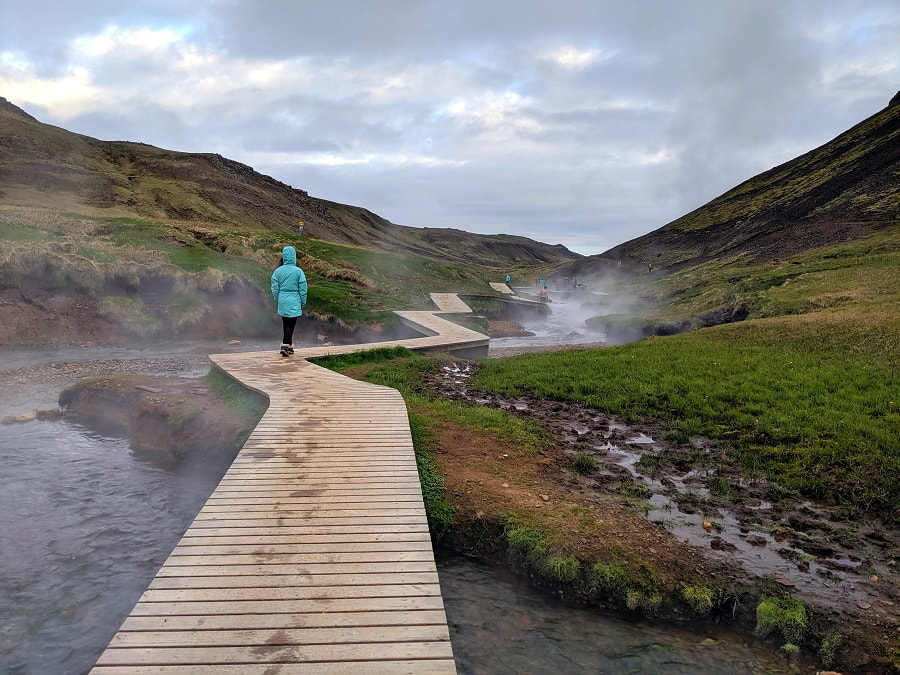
[1,0,897,254]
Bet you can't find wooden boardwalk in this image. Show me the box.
[91,295,487,673]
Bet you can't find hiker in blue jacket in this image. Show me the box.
[270,245,308,357]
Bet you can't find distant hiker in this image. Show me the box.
[505,274,511,287]
[539,285,549,302]
[271,245,308,357]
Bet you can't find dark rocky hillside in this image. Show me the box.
[566,94,899,280]
[0,97,578,268]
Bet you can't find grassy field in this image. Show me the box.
[474,309,898,525]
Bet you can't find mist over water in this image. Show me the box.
[492,292,608,349]
[0,421,221,673]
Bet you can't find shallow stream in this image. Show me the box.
[0,343,805,673]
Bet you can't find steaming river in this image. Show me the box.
[0,342,804,673]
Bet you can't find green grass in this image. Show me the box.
[204,366,268,429]
[755,594,808,647]
[408,410,455,537]
[504,520,552,563]
[544,555,580,583]
[472,314,899,524]
[572,453,599,475]
[590,561,636,600]
[681,584,715,616]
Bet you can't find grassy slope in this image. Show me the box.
[594,100,899,272]
[0,206,520,333]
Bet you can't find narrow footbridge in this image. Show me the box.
[92,294,489,673]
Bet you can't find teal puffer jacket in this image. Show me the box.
[271,246,308,317]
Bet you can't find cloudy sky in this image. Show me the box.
[1,1,897,254]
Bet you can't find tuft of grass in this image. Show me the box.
[590,561,636,601]
[504,520,551,564]
[707,475,737,501]
[572,453,599,475]
[625,589,663,614]
[755,594,808,647]
[681,584,715,616]
[544,555,580,583]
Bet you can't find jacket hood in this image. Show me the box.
[281,246,297,266]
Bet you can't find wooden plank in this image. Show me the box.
[119,609,450,631]
[130,596,447,617]
[148,572,440,588]
[108,624,450,648]
[93,659,458,673]
[164,551,435,566]
[156,561,437,576]
[174,532,432,546]
[95,642,454,666]
[140,585,444,602]
[181,524,429,537]
[171,541,434,555]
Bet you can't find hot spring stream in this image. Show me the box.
[0,341,804,673]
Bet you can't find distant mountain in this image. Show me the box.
[567,94,899,280]
[0,97,578,268]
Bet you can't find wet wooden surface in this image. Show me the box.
[91,295,486,673]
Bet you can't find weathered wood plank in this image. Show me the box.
[92,659,458,673]
[164,551,435,565]
[108,624,450,648]
[171,541,433,555]
[119,609,450,631]
[174,532,432,546]
[139,584,444,602]
[95,641,455,665]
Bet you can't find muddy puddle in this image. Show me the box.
[432,361,898,621]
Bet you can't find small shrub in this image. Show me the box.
[755,594,807,646]
[681,584,714,616]
[545,555,580,583]
[572,453,599,474]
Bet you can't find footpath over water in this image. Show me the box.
[91,294,488,673]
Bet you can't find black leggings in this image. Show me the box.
[281,316,298,345]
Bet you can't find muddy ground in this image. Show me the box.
[1,328,897,672]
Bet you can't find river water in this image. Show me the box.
[0,341,804,674]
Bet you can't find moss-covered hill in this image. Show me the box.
[570,94,899,277]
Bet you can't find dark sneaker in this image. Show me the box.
[280,343,291,357]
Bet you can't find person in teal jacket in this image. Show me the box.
[270,245,308,357]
